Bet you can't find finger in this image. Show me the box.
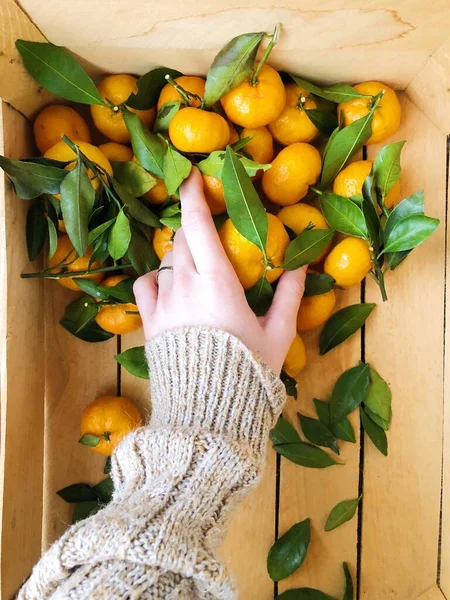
[180,167,231,274]
[133,271,159,325]
[172,228,195,272]
[157,251,174,295]
[264,267,307,347]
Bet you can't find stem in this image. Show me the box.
[310,186,323,196]
[251,22,281,85]
[369,246,388,302]
[165,74,200,106]
[21,264,132,279]
[379,201,390,220]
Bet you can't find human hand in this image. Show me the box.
[133,167,306,375]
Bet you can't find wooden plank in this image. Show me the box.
[362,93,446,598]
[42,288,118,547]
[0,102,45,598]
[406,38,450,135]
[121,328,277,599]
[0,0,54,117]
[278,286,361,597]
[415,586,447,600]
[439,136,450,599]
[17,0,450,88]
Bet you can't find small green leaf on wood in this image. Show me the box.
[314,399,356,444]
[304,273,335,297]
[363,367,392,430]
[15,40,105,105]
[222,146,268,254]
[324,496,361,531]
[298,413,339,454]
[273,441,338,469]
[270,418,300,445]
[115,346,149,379]
[26,202,47,261]
[320,303,376,355]
[373,140,405,200]
[343,563,354,600]
[383,214,439,253]
[60,296,114,343]
[276,588,334,600]
[330,363,370,422]
[57,483,97,503]
[79,434,101,447]
[245,275,274,316]
[203,32,265,107]
[360,408,388,456]
[267,518,311,581]
[283,229,335,270]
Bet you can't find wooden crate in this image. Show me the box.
[0,1,449,598]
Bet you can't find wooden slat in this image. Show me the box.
[362,93,446,598]
[0,0,54,117]
[415,586,446,600]
[17,0,450,88]
[42,288,117,547]
[439,137,450,599]
[121,328,277,599]
[278,286,361,597]
[0,102,45,598]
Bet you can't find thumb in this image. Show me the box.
[264,266,307,349]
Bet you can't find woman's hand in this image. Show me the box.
[134,167,306,375]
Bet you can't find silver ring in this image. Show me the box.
[156,265,174,282]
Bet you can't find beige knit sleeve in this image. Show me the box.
[18,327,286,600]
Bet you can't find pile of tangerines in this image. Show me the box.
[10,28,404,456]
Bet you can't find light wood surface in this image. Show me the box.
[0,102,45,599]
[362,94,447,599]
[0,0,54,117]
[16,0,450,88]
[416,586,447,600]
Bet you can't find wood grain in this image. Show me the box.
[42,287,117,548]
[362,93,446,599]
[0,102,45,599]
[0,0,54,117]
[17,0,450,88]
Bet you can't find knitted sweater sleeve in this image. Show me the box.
[18,327,286,600]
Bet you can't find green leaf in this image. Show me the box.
[78,434,101,447]
[320,111,375,190]
[88,218,116,244]
[104,456,112,475]
[57,483,97,503]
[320,192,368,238]
[73,301,99,333]
[163,144,192,195]
[159,204,182,231]
[304,273,335,297]
[123,110,164,178]
[245,275,274,316]
[320,303,376,355]
[60,297,114,342]
[384,190,424,240]
[373,141,405,199]
[47,215,58,259]
[314,399,356,444]
[281,371,298,400]
[112,161,156,197]
[113,179,160,227]
[270,418,301,445]
[115,346,149,379]
[267,519,311,581]
[108,209,131,260]
[126,67,182,110]
[304,109,339,137]
[283,229,335,270]
[60,157,95,256]
[289,75,369,104]
[222,146,268,253]
[15,40,104,105]
[72,500,102,524]
[26,202,47,261]
[154,101,181,133]
[363,367,392,430]
[361,173,381,249]
[198,150,270,179]
[360,407,388,456]
[330,363,371,422]
[324,496,361,532]
[0,155,66,199]
[127,223,159,275]
[298,413,339,454]
[75,277,136,304]
[273,441,338,468]
[277,588,334,600]
[203,32,264,107]
[343,562,354,600]
[93,477,114,503]
[383,214,439,253]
